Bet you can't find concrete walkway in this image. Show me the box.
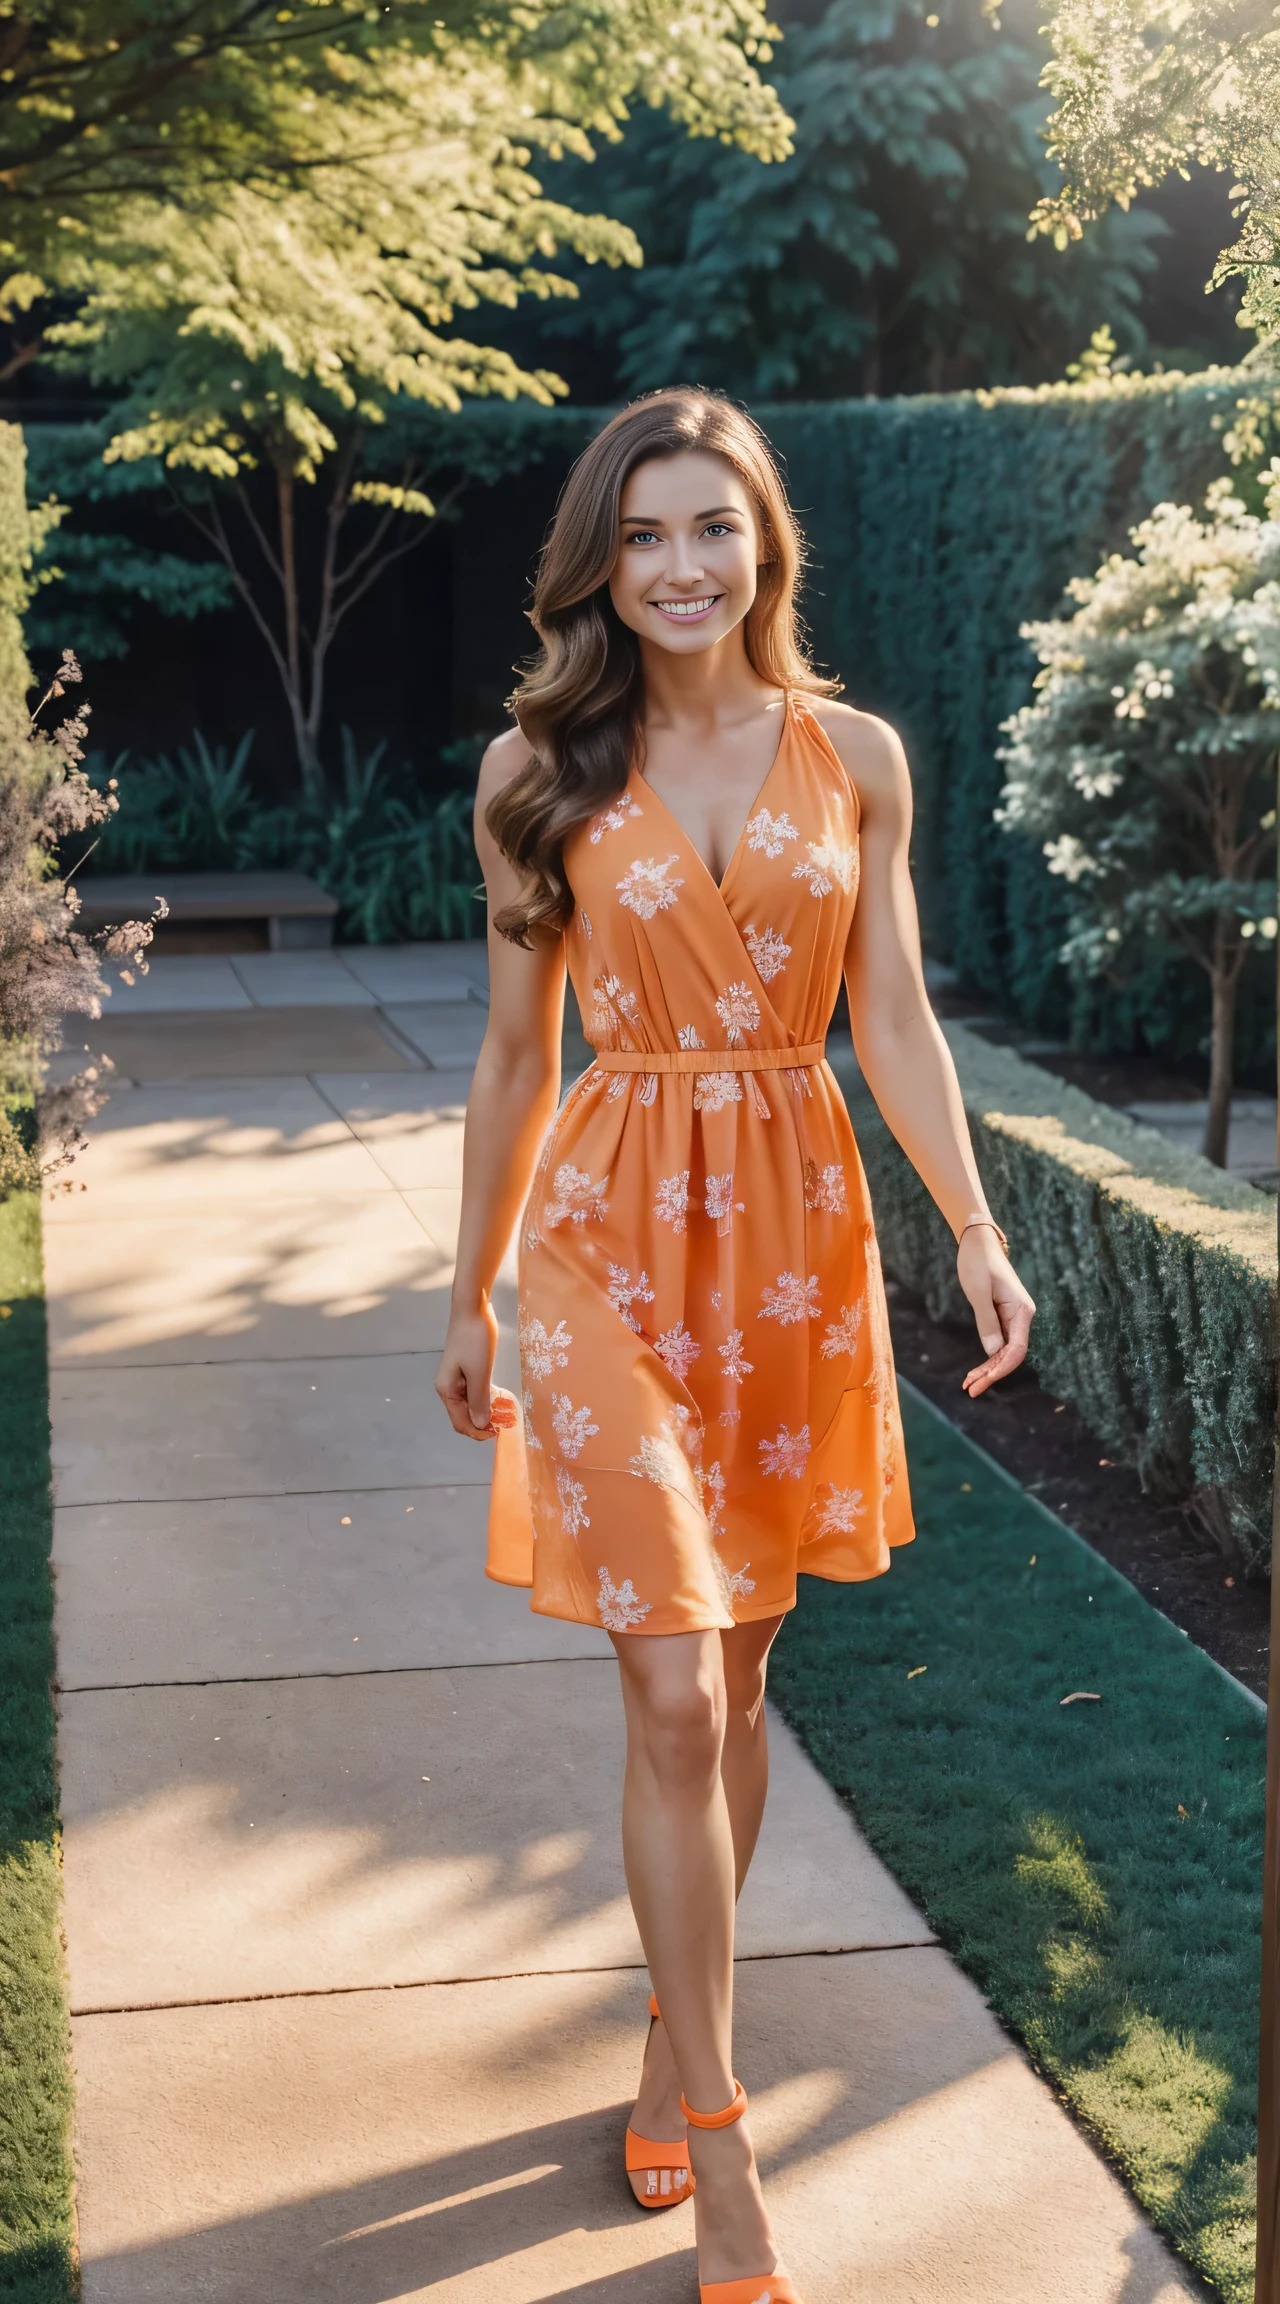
[48,944,1199,2302]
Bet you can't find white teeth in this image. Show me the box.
[654,598,718,617]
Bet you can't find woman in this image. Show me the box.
[437,388,1034,2304]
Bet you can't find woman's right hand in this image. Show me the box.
[436,1301,505,1439]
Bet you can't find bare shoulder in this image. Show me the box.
[809,701,909,808]
[476,721,536,807]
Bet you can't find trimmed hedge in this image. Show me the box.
[830,1027,1277,1570]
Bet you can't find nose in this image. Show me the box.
[662,534,705,587]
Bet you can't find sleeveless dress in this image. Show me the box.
[487,695,915,1634]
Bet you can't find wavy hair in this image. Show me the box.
[487,388,838,945]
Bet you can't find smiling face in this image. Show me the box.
[608,450,766,657]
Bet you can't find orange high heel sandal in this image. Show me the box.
[681,2079,802,2304]
[625,1994,695,2209]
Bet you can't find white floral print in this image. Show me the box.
[556,1466,591,1535]
[746,806,799,857]
[616,856,684,919]
[605,1072,629,1102]
[814,1485,867,1536]
[759,1423,811,1479]
[654,1172,691,1233]
[519,1311,572,1382]
[793,838,857,897]
[693,1071,743,1113]
[545,1163,610,1229]
[521,1388,542,1449]
[607,1262,655,1330]
[655,1320,701,1381]
[696,1458,727,1539]
[759,1271,822,1324]
[713,1552,756,1607]
[804,1160,848,1214]
[705,1173,744,1234]
[821,1301,865,1359]
[715,983,761,1045]
[718,1327,755,1382]
[551,1394,599,1459]
[580,909,593,940]
[589,973,640,1042]
[678,1024,706,1050]
[590,796,643,842]
[743,923,790,984]
[596,1565,652,1631]
[630,1430,697,1496]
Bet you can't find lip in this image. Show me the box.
[650,595,724,623]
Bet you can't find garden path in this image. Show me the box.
[47,945,1199,2302]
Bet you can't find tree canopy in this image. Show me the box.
[506,0,1167,401]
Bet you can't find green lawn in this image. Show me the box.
[0,1190,76,2302]
[773,1383,1265,2304]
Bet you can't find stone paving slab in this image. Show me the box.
[339,945,490,1004]
[44,1197,451,1365]
[53,1485,610,1689]
[44,1077,396,1220]
[384,999,491,1068]
[69,1955,1197,2304]
[51,1353,468,1504]
[59,1665,931,2007]
[313,1071,471,1188]
[90,1006,421,1083]
[229,953,378,1007]
[101,956,255,1013]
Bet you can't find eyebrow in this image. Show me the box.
[620,505,743,523]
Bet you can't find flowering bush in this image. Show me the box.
[997,481,1280,1164]
[0,650,160,1192]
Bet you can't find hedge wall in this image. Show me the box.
[830,1025,1277,1570]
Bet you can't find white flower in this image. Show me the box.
[693,1071,743,1113]
[519,1311,572,1382]
[713,1552,756,1607]
[630,1430,699,1499]
[804,1161,847,1214]
[545,1163,610,1228]
[596,1564,652,1631]
[792,839,857,897]
[589,795,643,842]
[616,855,684,919]
[589,973,640,1041]
[696,1458,726,1538]
[677,1023,706,1050]
[743,923,790,983]
[718,1327,755,1382]
[580,909,593,940]
[521,1388,542,1449]
[607,1262,655,1330]
[655,1320,701,1381]
[759,1423,811,1479]
[551,1393,599,1459]
[715,983,761,1044]
[814,1485,866,1535]
[759,1271,822,1324]
[705,1172,744,1233]
[820,1302,864,1359]
[654,1171,691,1233]
[1043,834,1098,883]
[556,1466,591,1536]
[746,806,799,857]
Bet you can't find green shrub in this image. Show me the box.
[83,729,485,944]
[832,1025,1277,1568]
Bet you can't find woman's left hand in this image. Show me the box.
[956,1228,1035,1398]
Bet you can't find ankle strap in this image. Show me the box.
[648,1993,661,2021]
[680,2079,747,2129]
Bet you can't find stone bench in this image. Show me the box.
[74,872,338,954]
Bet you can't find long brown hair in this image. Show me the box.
[487,388,838,945]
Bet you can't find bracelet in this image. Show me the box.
[958,1215,1009,1255]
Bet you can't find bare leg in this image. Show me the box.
[612,1626,780,2284]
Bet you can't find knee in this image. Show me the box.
[721,1654,768,1722]
[632,1668,726,1790]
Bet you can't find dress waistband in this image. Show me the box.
[589,1041,826,1074]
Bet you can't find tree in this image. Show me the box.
[7,1,791,787]
[996,480,1280,1166]
[1031,0,1273,341]
[506,0,1166,402]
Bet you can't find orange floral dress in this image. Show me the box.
[488,695,914,1634]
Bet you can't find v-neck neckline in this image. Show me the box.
[632,696,794,899]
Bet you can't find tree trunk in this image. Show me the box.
[1201,919,1238,1167]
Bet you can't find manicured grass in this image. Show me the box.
[773,1384,1265,2304]
[0,1191,76,2302]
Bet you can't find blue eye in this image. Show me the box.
[627,529,659,546]
[703,523,733,536]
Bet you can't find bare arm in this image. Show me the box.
[435,729,566,1439]
[818,702,1035,1396]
